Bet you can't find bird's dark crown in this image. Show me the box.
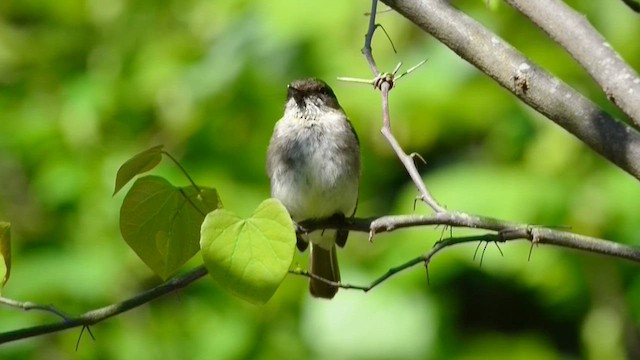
[287,78,341,110]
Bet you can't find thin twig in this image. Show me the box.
[363,0,381,76]
[0,266,208,344]
[291,235,493,292]
[359,0,445,213]
[379,86,446,213]
[0,297,72,320]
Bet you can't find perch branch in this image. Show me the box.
[4,211,640,344]
[299,213,640,263]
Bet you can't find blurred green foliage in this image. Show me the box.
[1,0,639,359]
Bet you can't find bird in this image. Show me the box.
[266,78,360,299]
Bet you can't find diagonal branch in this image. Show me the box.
[380,0,640,181]
[379,82,446,213]
[505,0,640,126]
[292,223,640,292]
[0,266,208,344]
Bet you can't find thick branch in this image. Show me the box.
[506,0,640,126]
[381,0,640,181]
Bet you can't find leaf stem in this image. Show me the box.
[162,151,201,192]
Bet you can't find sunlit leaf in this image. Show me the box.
[0,222,10,294]
[113,145,164,196]
[200,198,295,305]
[120,175,221,280]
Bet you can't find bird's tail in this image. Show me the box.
[309,243,340,299]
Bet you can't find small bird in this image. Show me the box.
[266,78,360,299]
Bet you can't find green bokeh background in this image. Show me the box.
[1,0,640,359]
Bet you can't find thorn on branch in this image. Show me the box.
[392,62,403,76]
[364,6,393,16]
[528,242,535,262]
[413,196,420,211]
[395,59,429,81]
[479,242,490,267]
[527,227,542,262]
[76,325,95,352]
[410,152,427,166]
[375,24,398,54]
[437,225,452,242]
[424,260,431,286]
[493,241,504,257]
[368,229,376,242]
[473,241,483,261]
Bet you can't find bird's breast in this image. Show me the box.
[271,119,358,221]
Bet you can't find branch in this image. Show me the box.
[0,266,208,344]
[380,0,640,181]
[5,209,639,344]
[5,1,639,345]
[291,235,492,291]
[300,213,640,263]
[293,221,640,292]
[379,83,446,213]
[353,0,446,213]
[506,0,640,126]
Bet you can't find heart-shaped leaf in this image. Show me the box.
[113,145,164,195]
[200,198,295,305]
[0,222,11,294]
[120,175,221,279]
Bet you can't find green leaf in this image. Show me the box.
[200,198,296,305]
[0,222,10,294]
[113,145,164,196]
[120,175,221,280]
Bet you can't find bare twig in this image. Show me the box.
[0,297,72,320]
[380,0,640,181]
[506,0,640,126]
[379,84,445,212]
[291,233,539,292]
[363,0,381,75]
[357,0,446,213]
[0,266,208,344]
